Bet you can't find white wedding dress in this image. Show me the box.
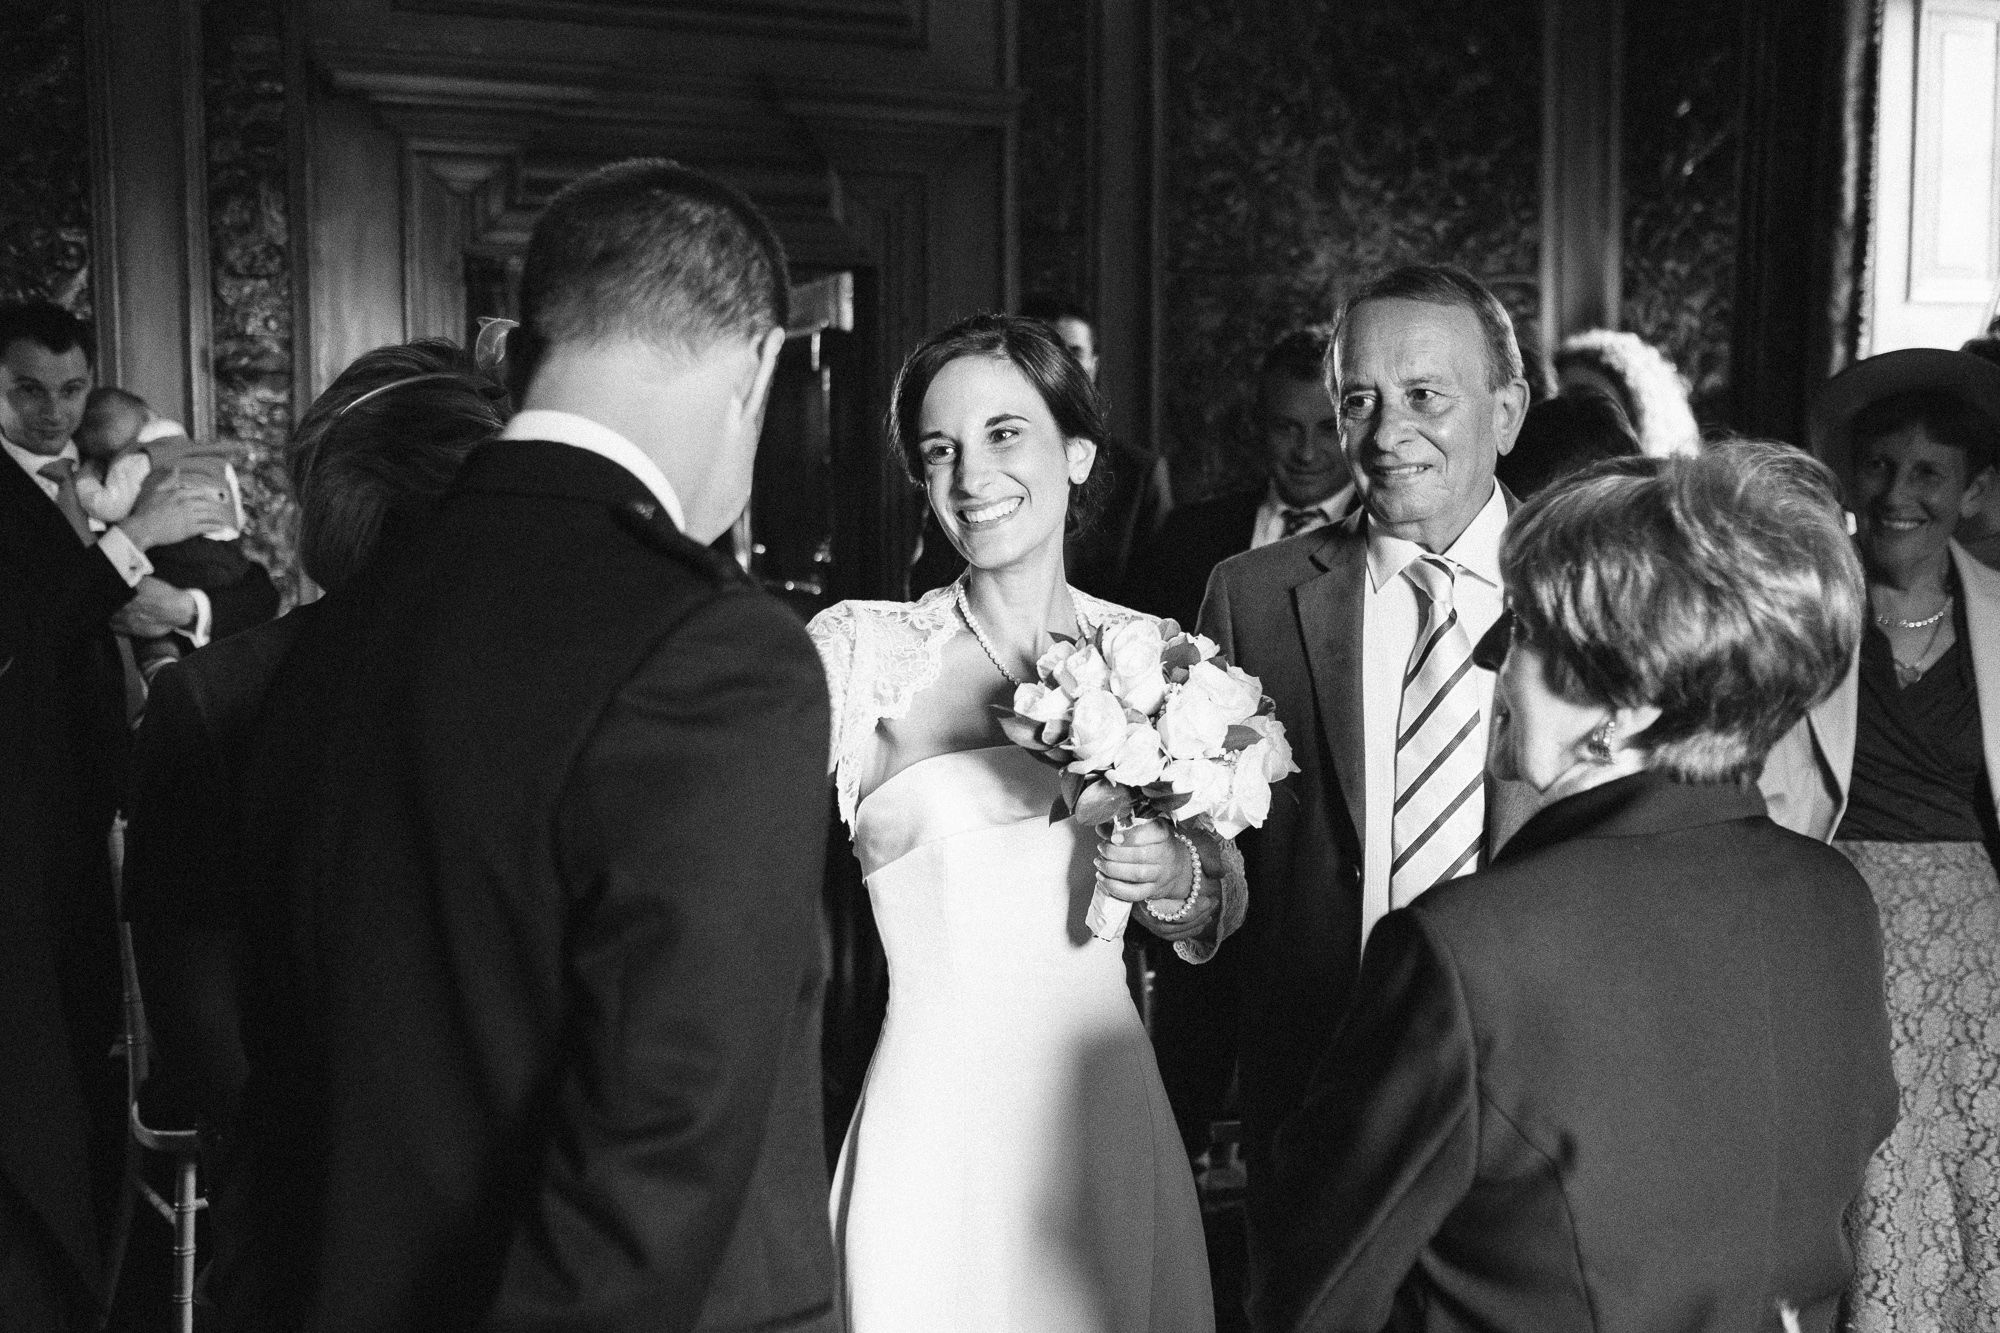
[810,587,1214,1333]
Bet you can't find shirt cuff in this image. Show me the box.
[186,588,213,648]
[97,526,153,588]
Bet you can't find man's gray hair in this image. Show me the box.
[1329,263,1525,392]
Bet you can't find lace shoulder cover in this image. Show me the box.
[806,586,1152,829]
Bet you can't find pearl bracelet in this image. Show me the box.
[1144,829,1203,924]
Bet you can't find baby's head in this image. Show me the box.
[77,386,150,463]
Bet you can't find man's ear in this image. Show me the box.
[1492,376,1530,457]
[734,326,786,424]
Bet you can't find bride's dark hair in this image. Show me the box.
[887,312,1111,535]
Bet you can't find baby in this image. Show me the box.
[76,386,260,677]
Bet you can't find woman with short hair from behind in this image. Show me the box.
[121,338,505,1327]
[1257,440,1896,1332]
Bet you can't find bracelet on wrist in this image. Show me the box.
[1143,829,1203,924]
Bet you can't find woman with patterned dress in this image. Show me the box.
[1796,350,2000,1331]
[808,315,1218,1333]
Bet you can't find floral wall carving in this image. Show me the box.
[205,0,301,602]
[1619,0,1741,429]
[1160,0,1542,498]
[0,6,93,314]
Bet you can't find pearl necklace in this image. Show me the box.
[953,578,1086,687]
[1874,597,1950,631]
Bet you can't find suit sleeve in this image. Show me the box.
[493,589,832,1332]
[1253,909,1479,1333]
[201,557,280,640]
[1194,563,1245,945]
[0,508,137,644]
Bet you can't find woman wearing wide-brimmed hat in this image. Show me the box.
[1762,346,2000,1332]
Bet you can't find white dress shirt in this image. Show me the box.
[1249,482,1357,550]
[1359,482,1508,948]
[500,409,688,532]
[4,433,153,588]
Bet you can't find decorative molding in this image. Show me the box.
[391,0,928,46]
[1540,0,1622,355]
[180,0,215,441]
[84,0,123,385]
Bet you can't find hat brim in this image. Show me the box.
[1810,347,2000,492]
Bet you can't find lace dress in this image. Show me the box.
[809,585,1215,1333]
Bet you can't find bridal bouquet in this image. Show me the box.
[997,618,1299,940]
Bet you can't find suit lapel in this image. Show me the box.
[1952,542,2000,832]
[1296,521,1368,844]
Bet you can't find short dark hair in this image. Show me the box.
[1495,392,1641,498]
[1850,388,1999,477]
[888,312,1110,534]
[1020,294,1093,329]
[0,300,93,366]
[288,339,507,594]
[1503,439,1862,783]
[510,158,789,395]
[1332,264,1523,391]
[1259,326,1334,386]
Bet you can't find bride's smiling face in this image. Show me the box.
[919,353,1095,571]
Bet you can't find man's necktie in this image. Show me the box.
[38,458,93,544]
[1391,555,1485,904]
[1279,505,1323,539]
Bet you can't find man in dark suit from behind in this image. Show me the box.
[0,300,237,1326]
[236,160,839,1332]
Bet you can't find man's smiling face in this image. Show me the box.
[1335,297,1524,553]
[0,338,93,456]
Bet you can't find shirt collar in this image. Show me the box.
[1263,481,1354,521]
[1364,480,1508,593]
[3,431,78,481]
[499,409,686,532]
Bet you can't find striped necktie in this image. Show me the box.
[38,458,94,544]
[1391,554,1485,903]
[1279,505,1323,539]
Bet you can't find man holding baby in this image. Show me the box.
[0,298,272,1325]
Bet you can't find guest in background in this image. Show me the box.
[1950,335,2000,569]
[1124,326,1353,634]
[74,385,277,679]
[1022,294,1173,597]
[234,158,838,1332]
[121,339,505,1325]
[1259,440,1895,1333]
[1762,347,2000,1332]
[1493,390,1641,498]
[1553,327,1701,457]
[0,299,234,1328]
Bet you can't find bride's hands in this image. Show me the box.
[1095,818,1218,937]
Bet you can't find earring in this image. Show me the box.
[1586,717,1617,764]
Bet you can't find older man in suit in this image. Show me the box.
[1170,265,1535,1327]
[234,161,837,1332]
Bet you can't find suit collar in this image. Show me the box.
[499,408,686,529]
[1495,771,1767,866]
[1295,521,1370,843]
[455,436,663,516]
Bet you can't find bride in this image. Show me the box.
[809,314,1220,1332]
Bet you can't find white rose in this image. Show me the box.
[1035,639,1072,684]
[1014,681,1072,724]
[1244,714,1299,780]
[1162,755,1233,821]
[1103,619,1168,715]
[1056,642,1111,695]
[1186,660,1262,724]
[1211,757,1274,839]
[1105,725,1167,787]
[1157,684,1230,760]
[1187,633,1222,662]
[1067,689,1133,771]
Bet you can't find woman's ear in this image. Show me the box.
[1066,435,1099,487]
[1959,464,1996,521]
